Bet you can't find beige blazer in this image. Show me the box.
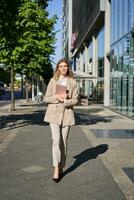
[44,77,78,126]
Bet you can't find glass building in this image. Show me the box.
[110,0,134,117]
[62,0,134,118]
[96,27,104,103]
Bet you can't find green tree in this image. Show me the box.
[12,0,56,102]
[0,0,56,106]
[0,0,23,110]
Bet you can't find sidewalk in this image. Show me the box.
[0,101,134,200]
[0,99,37,111]
[76,105,134,200]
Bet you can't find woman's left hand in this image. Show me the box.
[56,94,67,102]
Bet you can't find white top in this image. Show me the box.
[58,76,67,87]
[57,76,67,105]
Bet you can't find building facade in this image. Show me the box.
[62,0,134,118]
[110,0,134,117]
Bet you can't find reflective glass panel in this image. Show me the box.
[128,32,134,117]
[129,0,134,30]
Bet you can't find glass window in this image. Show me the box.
[116,41,123,111]
[98,28,104,58]
[128,32,134,116]
[111,0,114,44]
[89,41,93,60]
[123,0,129,35]
[129,0,134,30]
[111,33,134,117]
[116,0,120,40]
[98,28,104,78]
[121,36,129,114]
[88,41,93,74]
[123,35,130,73]
[110,44,118,109]
[110,0,134,117]
[118,40,123,72]
[114,0,118,42]
[111,0,134,44]
[118,0,123,39]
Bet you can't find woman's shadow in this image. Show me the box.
[62,144,108,178]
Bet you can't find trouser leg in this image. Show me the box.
[50,123,61,167]
[60,125,70,168]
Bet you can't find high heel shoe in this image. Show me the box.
[53,171,61,183]
[53,172,61,183]
[52,165,63,183]
[53,177,60,183]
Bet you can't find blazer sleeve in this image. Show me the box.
[43,79,59,104]
[64,79,79,107]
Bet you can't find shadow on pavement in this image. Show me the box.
[75,112,113,125]
[75,108,104,114]
[0,110,48,130]
[74,108,124,125]
[62,144,109,178]
[0,106,119,130]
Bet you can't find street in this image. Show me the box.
[0,103,134,200]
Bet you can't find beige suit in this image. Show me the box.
[44,77,78,126]
[44,77,78,168]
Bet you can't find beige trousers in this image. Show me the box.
[50,123,70,168]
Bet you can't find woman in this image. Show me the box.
[44,58,78,182]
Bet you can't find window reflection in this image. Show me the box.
[111,0,134,44]
[110,34,134,117]
[130,0,134,30]
[110,0,134,117]
[97,28,104,103]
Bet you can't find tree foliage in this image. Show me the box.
[0,0,56,106]
[0,0,56,80]
[12,0,56,79]
[0,0,22,66]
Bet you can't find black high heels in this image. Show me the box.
[53,177,60,183]
[52,166,63,183]
[53,170,63,183]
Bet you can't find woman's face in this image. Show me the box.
[58,62,68,76]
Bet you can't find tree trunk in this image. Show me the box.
[21,74,25,99]
[25,76,29,103]
[10,66,15,111]
[36,76,40,95]
[32,76,35,101]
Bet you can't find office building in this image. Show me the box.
[62,0,134,118]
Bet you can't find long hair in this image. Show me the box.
[53,58,74,80]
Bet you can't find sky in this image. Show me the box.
[47,0,62,67]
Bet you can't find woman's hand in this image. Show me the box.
[55,94,67,102]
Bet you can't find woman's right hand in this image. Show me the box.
[55,94,67,102]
